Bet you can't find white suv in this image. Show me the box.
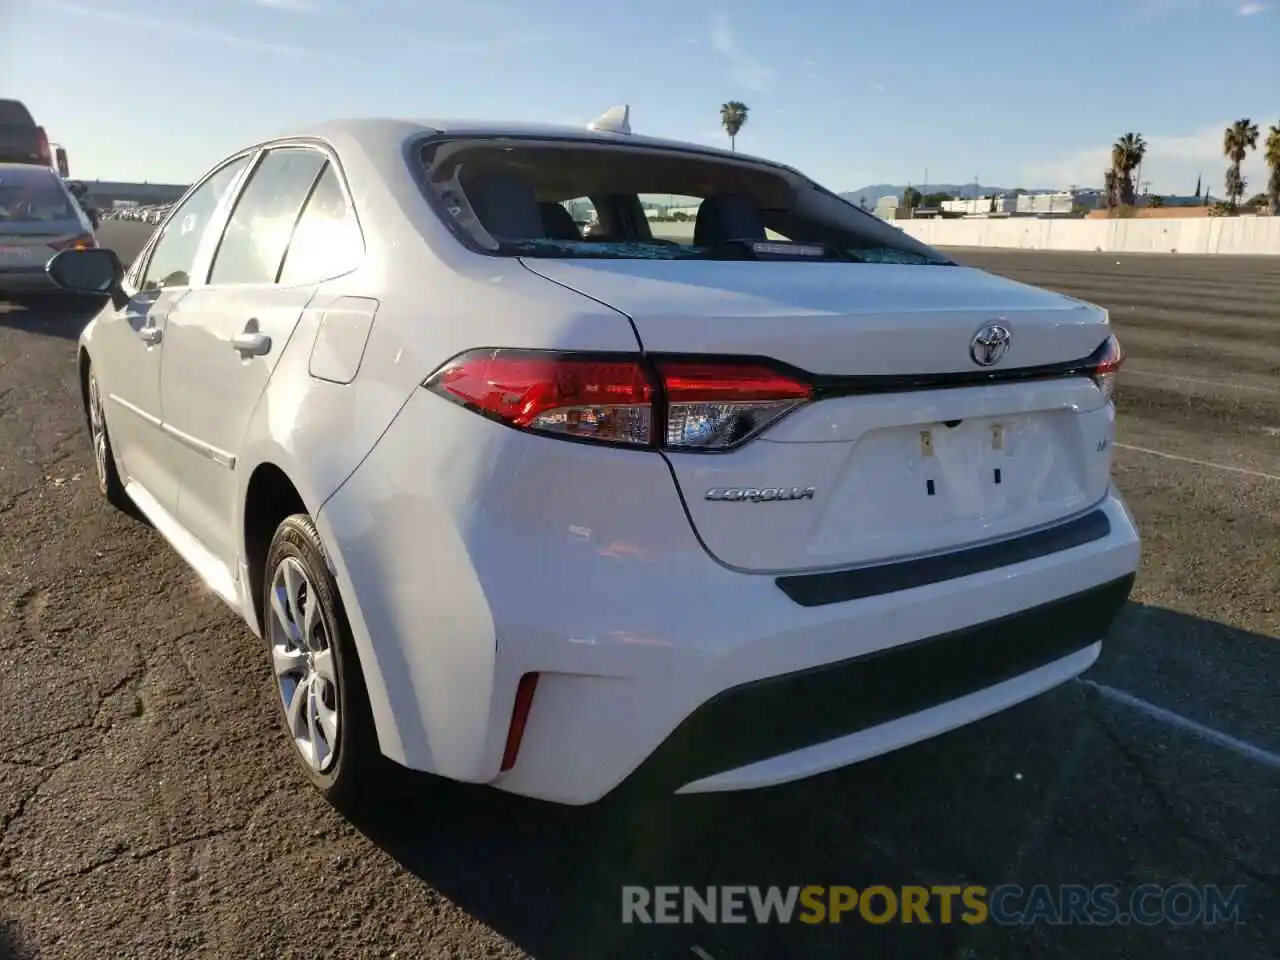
[47,111,1140,812]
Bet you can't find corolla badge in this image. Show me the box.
[969,322,1012,367]
[704,487,816,503]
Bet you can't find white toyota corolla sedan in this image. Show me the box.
[47,109,1140,811]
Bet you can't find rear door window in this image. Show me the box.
[277,162,363,285]
[208,146,327,286]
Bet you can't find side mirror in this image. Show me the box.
[47,248,127,307]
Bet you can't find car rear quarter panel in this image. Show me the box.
[234,128,645,583]
[234,135,644,767]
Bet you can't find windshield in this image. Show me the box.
[0,170,75,223]
[419,140,951,266]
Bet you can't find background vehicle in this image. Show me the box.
[65,180,100,228]
[0,99,52,167]
[0,162,98,294]
[45,114,1139,814]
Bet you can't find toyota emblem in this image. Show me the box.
[969,323,1011,367]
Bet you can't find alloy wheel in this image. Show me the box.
[88,374,109,493]
[268,556,340,773]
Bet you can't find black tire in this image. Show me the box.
[85,366,130,511]
[263,514,386,813]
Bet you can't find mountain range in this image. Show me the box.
[840,183,1060,204]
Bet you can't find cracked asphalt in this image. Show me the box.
[0,226,1276,959]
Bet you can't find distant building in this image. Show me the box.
[1015,190,1104,214]
[941,196,1013,215]
[873,195,899,220]
[929,189,1106,217]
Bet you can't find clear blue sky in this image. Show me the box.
[3,0,1276,195]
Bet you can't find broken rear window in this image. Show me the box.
[416,139,951,266]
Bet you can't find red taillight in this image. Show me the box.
[1091,335,1124,403]
[35,127,51,167]
[49,234,97,251]
[422,349,814,451]
[500,673,539,772]
[426,350,655,445]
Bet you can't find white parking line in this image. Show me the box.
[691,947,717,960]
[1078,679,1280,769]
[1123,369,1280,395]
[1114,442,1280,481]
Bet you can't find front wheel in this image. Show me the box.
[263,514,385,813]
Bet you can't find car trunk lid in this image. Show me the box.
[523,258,1118,573]
[0,222,89,271]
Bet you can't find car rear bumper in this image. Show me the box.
[0,267,57,293]
[318,392,1141,805]
[624,574,1131,796]
[490,500,1137,805]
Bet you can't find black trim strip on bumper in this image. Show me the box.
[776,508,1112,608]
[620,574,1135,794]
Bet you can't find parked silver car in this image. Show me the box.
[0,162,98,295]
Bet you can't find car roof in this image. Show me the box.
[261,117,796,175]
[0,99,36,125]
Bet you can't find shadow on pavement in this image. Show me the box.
[0,921,35,960]
[0,295,104,340]
[354,602,1277,960]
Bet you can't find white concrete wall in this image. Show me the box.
[892,216,1280,255]
[648,214,1280,255]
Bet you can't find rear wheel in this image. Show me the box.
[86,368,129,511]
[263,514,385,813]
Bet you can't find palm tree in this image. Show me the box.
[720,101,749,152]
[1264,123,1280,217]
[1112,133,1146,207]
[1222,118,1259,211]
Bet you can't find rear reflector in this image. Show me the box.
[423,349,813,451]
[500,673,540,772]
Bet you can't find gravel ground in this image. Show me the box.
[0,225,1275,959]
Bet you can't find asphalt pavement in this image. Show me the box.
[0,222,1275,959]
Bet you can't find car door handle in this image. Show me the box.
[230,332,272,356]
[138,326,163,345]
